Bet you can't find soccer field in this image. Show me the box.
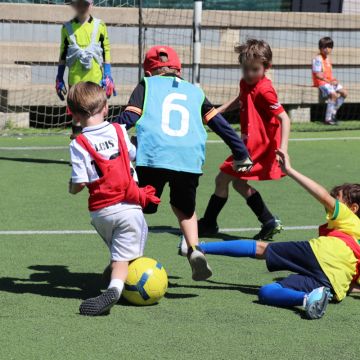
[0,130,359,360]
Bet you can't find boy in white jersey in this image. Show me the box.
[68,82,159,316]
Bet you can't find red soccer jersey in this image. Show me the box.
[220,76,286,181]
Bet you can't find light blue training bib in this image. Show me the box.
[136,76,207,174]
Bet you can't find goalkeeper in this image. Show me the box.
[56,0,116,138]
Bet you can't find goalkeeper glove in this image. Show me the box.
[55,64,67,101]
[233,157,253,172]
[101,63,117,98]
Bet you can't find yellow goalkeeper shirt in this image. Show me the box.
[60,16,111,86]
[309,201,360,301]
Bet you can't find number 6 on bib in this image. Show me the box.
[161,93,190,137]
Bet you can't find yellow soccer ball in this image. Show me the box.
[123,257,168,306]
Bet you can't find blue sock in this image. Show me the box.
[258,283,306,307]
[199,240,256,258]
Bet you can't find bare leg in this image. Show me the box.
[172,205,198,247]
[214,171,235,198]
[232,178,256,199]
[256,241,269,259]
[110,260,129,281]
[173,205,213,281]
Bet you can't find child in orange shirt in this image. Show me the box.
[312,37,348,125]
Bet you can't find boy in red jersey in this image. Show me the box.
[67,82,159,316]
[312,37,348,125]
[198,39,291,240]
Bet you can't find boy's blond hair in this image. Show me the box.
[67,82,107,119]
[235,39,272,69]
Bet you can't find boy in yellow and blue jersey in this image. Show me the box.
[116,46,253,282]
[56,0,116,136]
[180,150,360,319]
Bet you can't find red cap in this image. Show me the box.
[143,46,181,75]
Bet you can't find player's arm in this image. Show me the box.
[276,149,336,212]
[116,81,144,129]
[69,180,86,195]
[69,142,89,195]
[202,99,252,171]
[217,94,241,114]
[100,22,116,98]
[56,25,68,101]
[277,111,291,153]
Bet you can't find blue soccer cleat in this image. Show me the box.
[304,287,333,320]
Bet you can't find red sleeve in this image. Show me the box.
[258,86,284,117]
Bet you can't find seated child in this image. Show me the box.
[68,82,159,316]
[312,36,348,125]
[198,39,291,241]
[116,45,252,281]
[182,150,360,319]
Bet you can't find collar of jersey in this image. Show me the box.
[82,121,110,133]
[73,15,93,24]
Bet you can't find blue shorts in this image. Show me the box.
[266,241,332,293]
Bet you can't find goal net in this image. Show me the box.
[0,0,359,129]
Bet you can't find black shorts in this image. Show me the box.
[266,241,333,293]
[136,166,200,217]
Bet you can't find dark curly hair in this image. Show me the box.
[330,183,360,217]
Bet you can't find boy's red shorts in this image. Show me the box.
[220,154,285,181]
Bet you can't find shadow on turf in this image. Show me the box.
[0,265,103,300]
[148,226,253,240]
[0,157,68,165]
[0,265,198,302]
[168,279,260,296]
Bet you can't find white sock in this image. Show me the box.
[336,96,345,110]
[108,279,124,293]
[325,101,336,121]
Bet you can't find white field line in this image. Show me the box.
[0,146,68,150]
[0,225,318,236]
[208,136,360,144]
[1,137,360,151]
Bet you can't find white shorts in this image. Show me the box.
[90,203,148,262]
[319,83,343,98]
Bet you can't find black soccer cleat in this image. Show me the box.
[198,218,219,237]
[79,288,121,316]
[253,216,283,241]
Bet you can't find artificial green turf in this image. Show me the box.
[0,132,359,359]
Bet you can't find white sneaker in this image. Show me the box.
[177,235,188,257]
[188,246,213,281]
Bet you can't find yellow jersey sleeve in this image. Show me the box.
[327,200,360,240]
[100,21,111,63]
